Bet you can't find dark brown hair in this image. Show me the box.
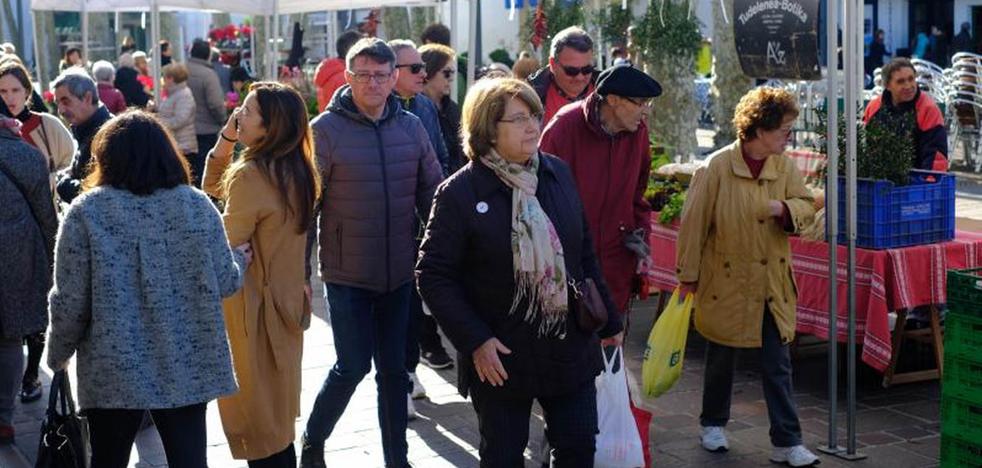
[221,82,321,234]
[84,111,191,195]
[0,61,33,108]
[881,57,916,85]
[732,87,800,142]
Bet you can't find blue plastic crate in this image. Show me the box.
[835,170,955,249]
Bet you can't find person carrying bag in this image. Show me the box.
[595,346,644,468]
[36,370,88,468]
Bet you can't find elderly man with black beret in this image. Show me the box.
[539,64,661,467]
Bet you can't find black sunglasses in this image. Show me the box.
[396,63,426,74]
[559,63,595,77]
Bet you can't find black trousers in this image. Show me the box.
[405,281,448,372]
[22,332,44,384]
[470,380,598,468]
[85,402,208,468]
[700,309,803,447]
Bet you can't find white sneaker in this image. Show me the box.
[409,372,426,399]
[700,426,729,452]
[770,445,820,467]
[407,393,417,420]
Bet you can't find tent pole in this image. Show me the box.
[271,0,280,79]
[837,0,866,460]
[466,0,476,90]
[264,14,271,80]
[450,0,458,52]
[31,10,46,93]
[817,0,842,457]
[115,11,121,54]
[151,0,160,105]
[81,0,89,68]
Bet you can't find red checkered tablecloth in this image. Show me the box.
[647,216,982,372]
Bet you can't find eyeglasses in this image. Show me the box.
[396,63,426,74]
[347,71,393,84]
[558,62,595,77]
[623,97,653,108]
[441,68,456,80]
[499,113,543,127]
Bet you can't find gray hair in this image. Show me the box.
[118,52,135,69]
[51,70,100,105]
[92,60,116,83]
[346,38,397,71]
[550,26,594,58]
[387,39,418,58]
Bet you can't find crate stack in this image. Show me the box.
[941,268,982,467]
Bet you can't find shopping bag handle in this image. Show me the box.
[47,370,77,418]
[670,287,694,307]
[601,345,623,374]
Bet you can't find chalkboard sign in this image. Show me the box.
[734,0,821,80]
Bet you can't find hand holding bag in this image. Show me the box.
[35,370,89,468]
[595,346,645,468]
[641,288,693,397]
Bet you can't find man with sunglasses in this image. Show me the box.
[389,39,450,175]
[539,65,662,468]
[528,26,600,124]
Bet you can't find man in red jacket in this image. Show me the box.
[541,65,661,316]
[540,65,661,468]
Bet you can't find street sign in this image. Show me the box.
[733,0,822,80]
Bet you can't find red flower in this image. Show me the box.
[43,90,54,103]
[241,25,253,37]
[225,24,239,38]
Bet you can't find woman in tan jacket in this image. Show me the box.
[676,87,819,467]
[203,82,321,467]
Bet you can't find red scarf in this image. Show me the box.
[19,112,43,149]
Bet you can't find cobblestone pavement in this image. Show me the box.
[4,280,945,467]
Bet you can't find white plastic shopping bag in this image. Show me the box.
[595,346,645,468]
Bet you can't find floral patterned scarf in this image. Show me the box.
[480,149,568,337]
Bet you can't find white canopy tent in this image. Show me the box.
[30,0,461,101]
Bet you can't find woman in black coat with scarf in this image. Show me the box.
[416,77,622,468]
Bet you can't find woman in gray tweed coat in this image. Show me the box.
[46,111,250,468]
[0,108,58,444]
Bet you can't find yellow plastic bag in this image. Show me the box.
[642,288,693,397]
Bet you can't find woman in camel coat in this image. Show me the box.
[203,82,320,467]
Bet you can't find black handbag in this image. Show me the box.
[35,371,89,468]
[571,278,608,333]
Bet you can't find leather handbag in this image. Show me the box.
[35,370,89,468]
[571,278,608,333]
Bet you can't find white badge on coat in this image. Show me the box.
[476,201,489,214]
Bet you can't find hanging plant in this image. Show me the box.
[635,0,702,160]
[522,0,585,61]
[595,1,634,48]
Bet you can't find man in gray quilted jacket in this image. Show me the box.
[300,38,443,468]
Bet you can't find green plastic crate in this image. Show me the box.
[941,394,982,445]
[943,356,982,405]
[944,312,982,362]
[948,269,982,318]
[941,430,982,467]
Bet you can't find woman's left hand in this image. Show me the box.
[601,331,624,347]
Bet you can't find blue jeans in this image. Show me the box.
[304,282,411,467]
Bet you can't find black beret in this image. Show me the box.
[595,65,663,98]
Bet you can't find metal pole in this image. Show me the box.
[264,14,271,80]
[31,10,45,93]
[466,0,476,90]
[115,11,121,55]
[450,0,458,52]
[817,0,842,455]
[271,0,280,79]
[151,1,160,105]
[81,0,89,68]
[838,0,867,460]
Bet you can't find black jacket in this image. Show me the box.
[56,106,113,203]
[437,95,465,174]
[416,153,622,399]
[114,67,149,108]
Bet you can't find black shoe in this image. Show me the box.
[300,436,326,468]
[19,379,42,403]
[420,350,454,369]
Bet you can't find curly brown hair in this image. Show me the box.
[732,87,799,142]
